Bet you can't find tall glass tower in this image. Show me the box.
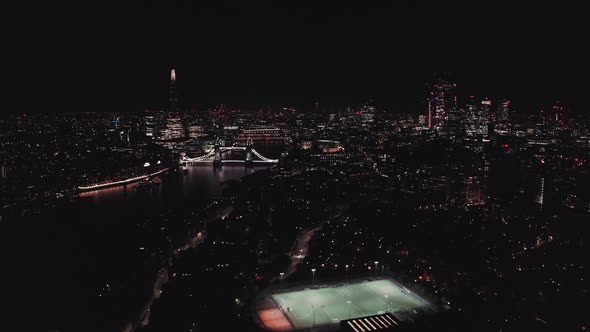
[427,73,457,135]
[168,69,179,112]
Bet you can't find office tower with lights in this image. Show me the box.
[478,98,492,137]
[481,98,493,122]
[187,122,207,138]
[447,95,463,138]
[464,97,492,138]
[494,99,511,135]
[497,99,511,122]
[464,96,479,137]
[426,74,457,134]
[359,102,375,127]
[551,100,566,126]
[161,115,185,140]
[144,114,157,139]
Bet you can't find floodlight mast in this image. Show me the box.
[348,300,352,319]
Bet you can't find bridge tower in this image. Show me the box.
[245,136,254,167]
[245,146,253,167]
[213,145,222,167]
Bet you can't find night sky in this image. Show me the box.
[3,1,590,113]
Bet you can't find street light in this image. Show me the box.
[374,261,379,275]
[280,297,287,311]
[347,300,352,319]
[311,268,316,285]
[345,264,349,281]
[280,272,285,288]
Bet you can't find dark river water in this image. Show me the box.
[79,164,268,216]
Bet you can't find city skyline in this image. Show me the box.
[1,66,583,116]
[2,2,590,332]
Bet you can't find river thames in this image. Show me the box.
[79,164,270,216]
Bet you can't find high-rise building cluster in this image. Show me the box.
[423,75,527,141]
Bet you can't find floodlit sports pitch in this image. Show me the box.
[258,279,431,330]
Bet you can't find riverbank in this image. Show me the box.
[78,167,171,192]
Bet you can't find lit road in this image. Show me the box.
[286,225,323,277]
[283,207,347,279]
[131,230,207,331]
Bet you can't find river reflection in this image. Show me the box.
[77,143,283,221]
[79,164,270,212]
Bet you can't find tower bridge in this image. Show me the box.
[181,146,278,166]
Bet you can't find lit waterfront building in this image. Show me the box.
[160,116,185,141]
[187,123,207,138]
[144,114,157,139]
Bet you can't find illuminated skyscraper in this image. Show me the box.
[478,98,492,137]
[497,99,511,122]
[494,99,511,135]
[144,114,157,139]
[551,100,566,125]
[168,68,179,112]
[481,98,492,121]
[359,101,375,127]
[464,96,492,138]
[161,115,185,140]
[426,74,457,134]
[464,96,479,137]
[447,95,464,138]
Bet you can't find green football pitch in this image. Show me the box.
[271,279,430,329]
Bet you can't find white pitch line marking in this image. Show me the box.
[347,321,361,332]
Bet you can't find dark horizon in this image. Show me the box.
[3,1,590,113]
